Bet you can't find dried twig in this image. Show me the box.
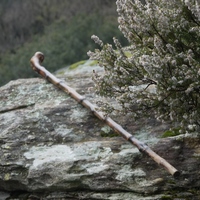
[30,52,180,177]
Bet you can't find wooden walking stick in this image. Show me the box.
[30,52,180,177]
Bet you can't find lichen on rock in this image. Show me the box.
[0,63,200,199]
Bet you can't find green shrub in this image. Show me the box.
[88,0,200,133]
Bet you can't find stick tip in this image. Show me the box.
[34,51,44,63]
[173,170,181,178]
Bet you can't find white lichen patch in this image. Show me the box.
[85,162,109,174]
[101,126,112,134]
[97,147,113,161]
[116,165,146,182]
[0,112,18,127]
[54,125,73,136]
[71,141,113,163]
[135,177,162,187]
[24,145,75,169]
[35,96,66,109]
[135,127,159,145]
[132,168,146,177]
[70,107,88,123]
[119,146,140,157]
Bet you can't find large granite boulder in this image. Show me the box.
[0,61,200,199]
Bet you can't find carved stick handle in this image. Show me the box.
[30,52,180,177]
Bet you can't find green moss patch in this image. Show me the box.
[89,60,98,66]
[161,127,182,138]
[68,60,87,70]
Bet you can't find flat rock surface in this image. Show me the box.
[0,63,200,199]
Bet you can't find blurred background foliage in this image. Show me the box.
[0,0,128,86]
